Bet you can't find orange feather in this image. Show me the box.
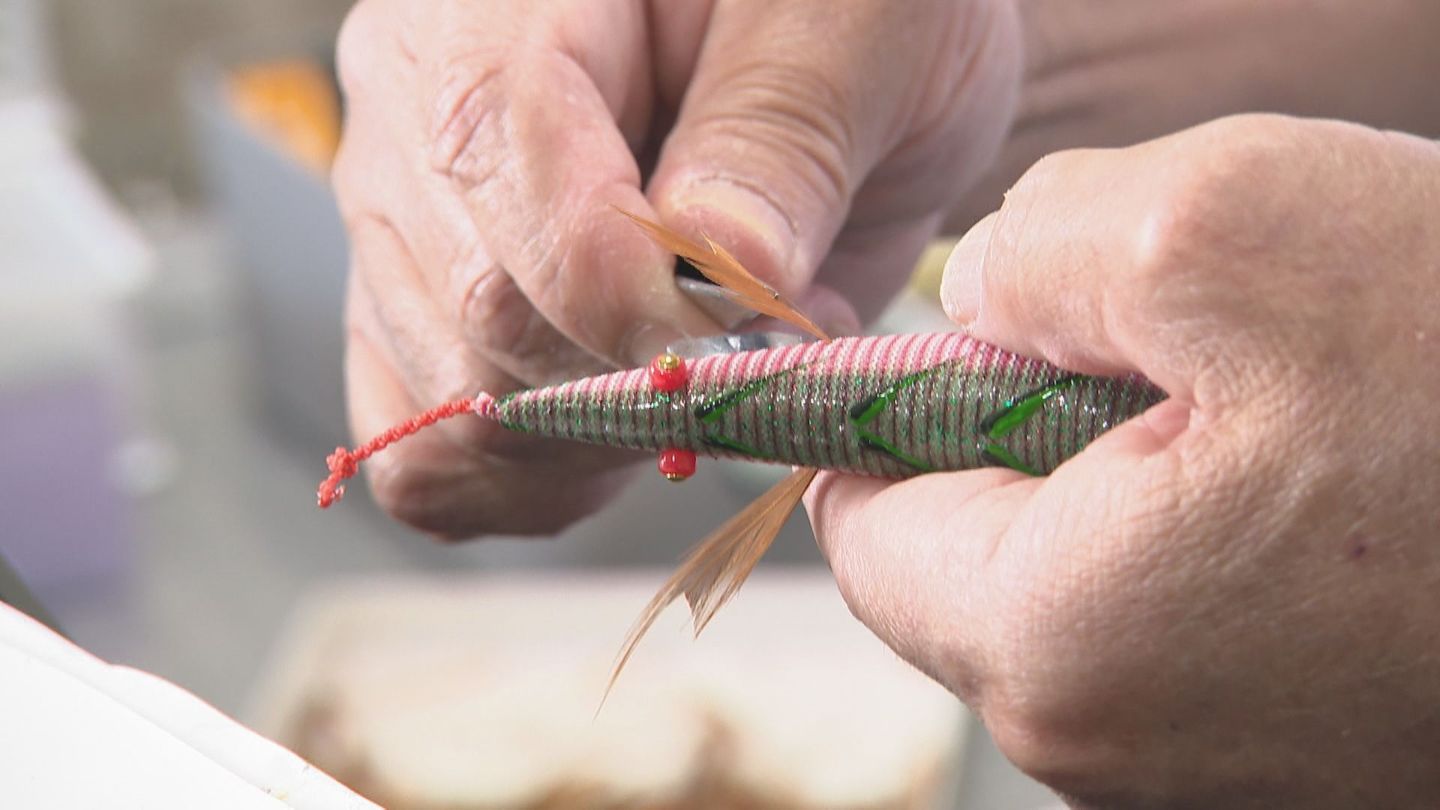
[613,207,830,340]
[601,208,832,702]
[604,467,819,702]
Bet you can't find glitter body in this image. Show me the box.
[496,333,1166,478]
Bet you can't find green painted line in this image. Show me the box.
[982,443,1040,476]
[694,363,809,424]
[982,375,1084,439]
[858,431,936,473]
[848,363,952,427]
[703,434,772,460]
[842,362,955,473]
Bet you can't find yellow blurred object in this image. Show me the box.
[909,237,957,303]
[227,59,341,175]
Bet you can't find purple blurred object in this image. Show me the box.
[0,377,129,588]
[0,93,151,596]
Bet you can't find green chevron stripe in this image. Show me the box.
[981,375,1083,439]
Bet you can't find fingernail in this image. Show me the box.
[668,179,796,284]
[941,213,997,327]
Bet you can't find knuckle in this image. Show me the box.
[455,252,601,380]
[823,505,983,700]
[983,702,1074,783]
[425,48,511,181]
[338,211,395,260]
[460,270,579,382]
[1111,116,1325,382]
[985,708,1115,804]
[335,0,386,99]
[461,273,530,350]
[988,148,1089,313]
[1126,178,1214,289]
[365,458,465,539]
[1129,115,1309,286]
[825,545,883,635]
[688,64,858,207]
[979,638,1118,793]
[974,582,1116,780]
[1008,148,1084,199]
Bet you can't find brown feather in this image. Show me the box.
[613,207,830,340]
[603,467,819,702]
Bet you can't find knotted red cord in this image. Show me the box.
[317,393,499,508]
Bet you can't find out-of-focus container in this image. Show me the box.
[0,92,151,592]
[250,571,969,810]
[185,48,350,456]
[0,0,54,96]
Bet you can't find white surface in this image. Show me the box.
[0,91,151,382]
[0,601,374,809]
[0,0,53,96]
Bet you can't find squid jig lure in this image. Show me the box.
[317,210,1167,692]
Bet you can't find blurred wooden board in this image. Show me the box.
[248,571,969,809]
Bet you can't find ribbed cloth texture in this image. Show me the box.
[498,333,1164,477]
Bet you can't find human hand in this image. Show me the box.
[331,0,1021,537]
[808,115,1440,807]
[947,0,1440,232]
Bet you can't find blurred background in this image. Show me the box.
[1,0,1056,807]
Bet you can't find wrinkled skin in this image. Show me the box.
[808,115,1440,808]
[332,0,1021,538]
[335,3,1440,804]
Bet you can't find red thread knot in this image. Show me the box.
[314,395,489,510]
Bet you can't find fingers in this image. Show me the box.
[805,467,1035,696]
[345,216,503,420]
[332,0,715,537]
[340,3,671,384]
[648,0,1022,299]
[346,273,639,539]
[941,145,1160,379]
[347,306,636,539]
[938,116,1366,403]
[415,1,719,368]
[344,214,641,538]
[804,396,1191,703]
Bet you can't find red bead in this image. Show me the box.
[648,352,688,393]
[658,448,697,481]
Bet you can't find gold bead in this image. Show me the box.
[664,472,687,482]
[656,352,682,372]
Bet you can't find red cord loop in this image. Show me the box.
[315,395,491,508]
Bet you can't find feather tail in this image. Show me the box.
[613,207,829,340]
[603,467,819,701]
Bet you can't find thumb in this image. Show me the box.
[648,1,1016,296]
[802,398,1192,701]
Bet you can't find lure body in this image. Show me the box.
[496,332,1165,478]
[315,210,1173,697]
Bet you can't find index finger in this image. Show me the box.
[942,144,1167,375]
[418,2,719,367]
[804,396,1192,704]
